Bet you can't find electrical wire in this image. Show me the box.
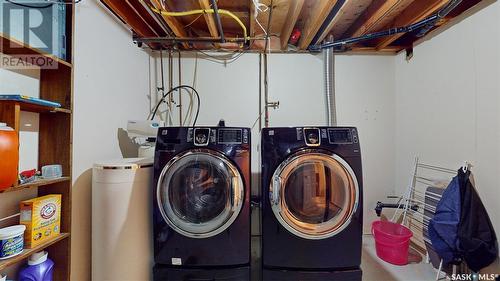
[150,85,200,127]
[183,0,217,28]
[252,0,269,36]
[193,48,248,65]
[5,0,82,8]
[182,53,198,126]
[142,1,249,42]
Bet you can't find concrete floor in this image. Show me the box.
[362,235,437,281]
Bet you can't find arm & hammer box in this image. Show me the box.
[20,194,62,248]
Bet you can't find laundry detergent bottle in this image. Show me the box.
[0,122,19,191]
[18,251,54,281]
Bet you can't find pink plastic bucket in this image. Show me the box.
[372,221,413,265]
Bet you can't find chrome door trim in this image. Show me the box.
[270,149,359,240]
[157,149,244,239]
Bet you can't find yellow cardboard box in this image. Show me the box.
[20,194,61,248]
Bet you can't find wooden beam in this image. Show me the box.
[101,0,158,38]
[376,0,449,49]
[298,0,337,50]
[280,0,304,49]
[126,0,166,36]
[198,0,219,38]
[149,0,189,48]
[344,0,400,38]
[314,0,349,44]
[249,1,256,37]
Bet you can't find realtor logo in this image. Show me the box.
[0,1,64,69]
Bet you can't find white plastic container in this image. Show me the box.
[0,273,6,281]
[92,158,153,281]
[0,225,26,260]
[41,164,63,179]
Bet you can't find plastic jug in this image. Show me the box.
[0,123,18,191]
[18,251,54,281]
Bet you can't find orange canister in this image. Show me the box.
[0,123,19,191]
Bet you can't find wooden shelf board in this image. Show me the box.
[1,177,71,194]
[0,33,72,68]
[0,100,71,114]
[0,233,70,271]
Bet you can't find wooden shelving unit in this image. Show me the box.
[0,177,71,194]
[0,233,70,271]
[0,4,74,281]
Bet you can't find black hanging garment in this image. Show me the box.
[457,169,498,272]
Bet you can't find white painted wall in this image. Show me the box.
[0,67,40,172]
[336,55,396,233]
[72,1,151,280]
[394,0,500,265]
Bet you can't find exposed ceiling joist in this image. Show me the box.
[249,1,256,37]
[298,0,338,50]
[314,0,350,44]
[100,0,487,53]
[344,0,402,38]
[198,0,219,38]
[149,0,189,48]
[102,0,158,37]
[280,0,305,50]
[376,0,449,49]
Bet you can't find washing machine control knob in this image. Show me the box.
[193,128,211,146]
[304,128,321,146]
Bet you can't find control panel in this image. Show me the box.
[328,128,358,144]
[295,127,358,145]
[187,128,248,145]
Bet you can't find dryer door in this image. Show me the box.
[270,150,359,240]
[157,149,244,238]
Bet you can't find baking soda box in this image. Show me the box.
[20,194,61,248]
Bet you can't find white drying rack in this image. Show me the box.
[391,157,471,280]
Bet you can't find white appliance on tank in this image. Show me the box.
[92,158,153,281]
[127,120,164,158]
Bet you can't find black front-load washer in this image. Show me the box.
[261,127,363,281]
[153,127,251,281]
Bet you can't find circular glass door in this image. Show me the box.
[157,149,244,238]
[270,150,359,240]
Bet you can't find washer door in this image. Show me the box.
[270,150,359,240]
[157,149,244,238]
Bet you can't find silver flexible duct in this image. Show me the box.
[324,37,337,126]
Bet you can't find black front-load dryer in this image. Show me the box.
[261,127,363,281]
[153,127,250,281]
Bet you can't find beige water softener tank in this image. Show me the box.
[92,158,153,281]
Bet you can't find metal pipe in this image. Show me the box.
[168,50,173,125]
[263,53,269,127]
[210,0,225,43]
[178,50,183,126]
[134,36,246,44]
[324,35,336,126]
[264,0,274,52]
[417,0,463,37]
[310,0,463,52]
[259,53,262,131]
